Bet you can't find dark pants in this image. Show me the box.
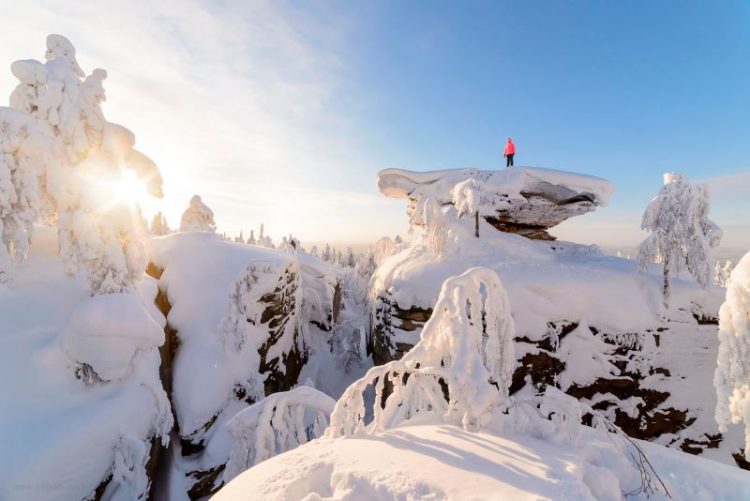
[506,154,514,167]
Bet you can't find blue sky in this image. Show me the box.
[1,1,748,248]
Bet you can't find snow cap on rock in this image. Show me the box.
[60,292,164,381]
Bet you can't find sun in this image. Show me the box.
[113,169,149,208]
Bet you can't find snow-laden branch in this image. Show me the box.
[224,386,336,482]
[327,267,515,436]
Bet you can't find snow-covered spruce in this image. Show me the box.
[328,266,515,436]
[637,172,722,308]
[715,251,750,460]
[10,35,162,294]
[179,194,216,232]
[223,386,336,482]
[0,108,50,283]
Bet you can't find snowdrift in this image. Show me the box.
[216,424,750,501]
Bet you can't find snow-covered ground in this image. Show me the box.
[0,227,171,500]
[216,424,750,501]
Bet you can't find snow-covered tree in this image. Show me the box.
[714,252,750,460]
[451,177,483,237]
[234,230,245,244]
[345,247,356,268]
[223,386,335,481]
[0,108,50,283]
[422,197,447,259]
[8,35,161,294]
[246,229,256,245]
[150,211,169,236]
[328,267,515,435]
[636,173,722,308]
[256,223,274,248]
[309,245,318,258]
[715,259,734,288]
[322,243,332,262]
[179,195,215,233]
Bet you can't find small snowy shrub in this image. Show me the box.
[223,386,336,482]
[637,172,722,308]
[451,177,486,238]
[327,267,515,436]
[102,435,152,501]
[179,194,216,232]
[714,251,750,459]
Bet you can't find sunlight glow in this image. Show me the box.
[113,169,149,208]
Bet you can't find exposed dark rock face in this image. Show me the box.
[483,190,597,240]
[143,258,343,499]
[370,291,432,365]
[370,301,737,464]
[257,266,308,395]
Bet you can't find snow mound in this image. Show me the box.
[216,424,750,501]
[60,292,164,381]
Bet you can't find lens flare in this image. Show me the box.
[113,169,148,207]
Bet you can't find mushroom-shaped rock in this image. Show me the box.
[377,166,614,240]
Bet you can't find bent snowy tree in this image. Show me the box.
[223,386,336,482]
[637,172,722,308]
[327,267,515,436]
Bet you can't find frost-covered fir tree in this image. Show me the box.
[246,229,256,245]
[636,173,722,308]
[9,35,160,294]
[715,259,734,288]
[0,108,50,283]
[150,211,169,236]
[451,177,483,237]
[714,252,750,459]
[234,230,245,244]
[179,195,216,232]
[322,243,332,262]
[374,236,394,266]
[345,247,356,268]
[256,223,274,248]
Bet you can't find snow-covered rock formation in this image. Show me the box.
[217,268,750,501]
[378,166,614,240]
[370,166,747,469]
[0,228,171,501]
[147,232,356,498]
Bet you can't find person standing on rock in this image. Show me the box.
[504,137,516,167]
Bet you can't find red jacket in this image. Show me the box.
[504,140,515,156]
